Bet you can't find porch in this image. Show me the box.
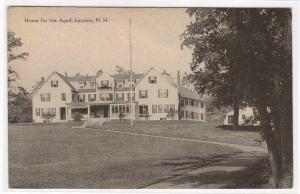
[66,102,111,121]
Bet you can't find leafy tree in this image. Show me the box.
[115,65,131,74]
[8,31,28,88]
[8,86,32,123]
[182,8,292,188]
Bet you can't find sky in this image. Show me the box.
[8,7,193,90]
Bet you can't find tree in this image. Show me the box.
[7,31,31,123]
[115,65,131,74]
[8,86,32,123]
[182,8,292,188]
[31,76,45,92]
[8,31,28,88]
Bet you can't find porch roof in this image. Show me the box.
[66,102,111,107]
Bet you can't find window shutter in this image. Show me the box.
[40,94,43,101]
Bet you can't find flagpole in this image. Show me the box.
[129,18,133,126]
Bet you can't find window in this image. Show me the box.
[185,111,189,118]
[148,76,157,84]
[117,82,123,88]
[191,112,195,119]
[116,93,124,101]
[100,93,113,101]
[72,93,76,102]
[158,104,163,113]
[51,108,56,115]
[185,99,189,106]
[139,90,148,98]
[201,113,204,120]
[61,93,66,101]
[201,102,204,108]
[180,99,184,106]
[41,93,50,102]
[158,89,168,98]
[36,108,40,116]
[170,104,175,111]
[79,82,86,89]
[101,80,109,87]
[242,114,246,119]
[78,94,85,102]
[195,101,198,107]
[88,94,96,102]
[90,82,96,88]
[152,105,157,113]
[139,105,148,117]
[127,93,135,101]
[51,80,58,87]
[164,104,170,113]
[228,115,233,124]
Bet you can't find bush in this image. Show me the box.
[72,112,83,122]
[41,112,56,123]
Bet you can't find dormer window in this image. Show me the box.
[51,80,58,87]
[148,76,157,84]
[101,80,109,87]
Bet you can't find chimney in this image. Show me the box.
[64,72,68,77]
[177,71,181,89]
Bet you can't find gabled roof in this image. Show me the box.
[179,87,205,102]
[112,73,144,80]
[65,76,97,82]
[30,71,75,98]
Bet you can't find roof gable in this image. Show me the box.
[30,72,75,98]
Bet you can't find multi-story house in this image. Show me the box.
[31,68,206,123]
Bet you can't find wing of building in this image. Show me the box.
[31,68,206,123]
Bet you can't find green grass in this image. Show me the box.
[8,121,265,188]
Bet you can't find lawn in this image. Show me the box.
[8,121,267,189]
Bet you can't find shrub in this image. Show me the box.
[41,112,56,123]
[72,112,83,122]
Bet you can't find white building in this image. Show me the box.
[31,68,206,123]
[223,106,258,126]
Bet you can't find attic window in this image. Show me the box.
[51,80,58,87]
[148,76,157,84]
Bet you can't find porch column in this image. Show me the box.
[87,105,90,119]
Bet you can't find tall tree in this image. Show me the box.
[182,8,292,188]
[8,31,28,88]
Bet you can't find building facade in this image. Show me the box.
[223,106,259,126]
[31,68,206,123]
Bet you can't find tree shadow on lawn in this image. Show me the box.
[217,125,261,132]
[150,152,270,188]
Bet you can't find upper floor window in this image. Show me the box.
[116,93,124,101]
[127,93,135,101]
[158,89,168,98]
[88,94,96,102]
[51,80,58,87]
[61,93,66,101]
[100,93,113,101]
[78,94,85,102]
[185,99,189,106]
[101,80,109,87]
[79,82,86,89]
[139,90,148,98]
[148,76,157,84]
[90,82,96,88]
[200,102,204,108]
[41,93,50,102]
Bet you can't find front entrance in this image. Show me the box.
[60,107,66,120]
[90,105,109,118]
[139,105,148,117]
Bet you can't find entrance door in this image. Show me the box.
[139,105,148,117]
[60,107,66,120]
